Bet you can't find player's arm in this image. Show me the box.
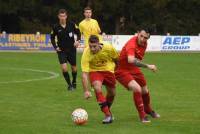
[128,56,157,72]
[82,48,92,99]
[110,45,119,66]
[95,20,101,34]
[78,23,83,35]
[128,56,147,68]
[126,44,157,72]
[50,26,61,52]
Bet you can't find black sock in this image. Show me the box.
[72,71,77,84]
[107,102,112,108]
[63,72,71,86]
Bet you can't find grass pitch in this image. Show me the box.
[0,52,200,134]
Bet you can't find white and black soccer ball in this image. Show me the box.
[71,108,88,125]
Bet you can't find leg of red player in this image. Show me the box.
[142,86,160,118]
[128,80,150,123]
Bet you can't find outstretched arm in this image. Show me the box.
[128,56,157,72]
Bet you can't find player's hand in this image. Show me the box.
[56,47,61,52]
[147,64,157,72]
[84,91,92,99]
[74,41,80,48]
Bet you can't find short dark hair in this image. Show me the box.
[139,28,151,34]
[58,9,67,15]
[139,28,151,38]
[89,35,99,43]
[84,7,92,12]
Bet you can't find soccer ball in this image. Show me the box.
[71,108,88,125]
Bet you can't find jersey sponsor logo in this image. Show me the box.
[95,60,106,66]
[162,36,191,50]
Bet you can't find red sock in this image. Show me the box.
[106,94,114,108]
[133,91,146,119]
[142,92,152,113]
[95,91,111,116]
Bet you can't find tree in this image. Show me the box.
[0,0,199,34]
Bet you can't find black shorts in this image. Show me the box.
[57,51,76,66]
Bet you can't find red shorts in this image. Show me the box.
[115,70,147,89]
[89,71,116,88]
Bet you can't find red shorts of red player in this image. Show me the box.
[115,70,147,89]
[89,71,116,89]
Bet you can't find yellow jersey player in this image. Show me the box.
[83,35,118,124]
[79,7,102,47]
[79,7,102,93]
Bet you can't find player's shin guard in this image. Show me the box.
[142,92,153,113]
[95,91,111,116]
[72,71,77,84]
[63,72,71,86]
[133,91,146,119]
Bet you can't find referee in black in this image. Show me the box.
[50,9,81,91]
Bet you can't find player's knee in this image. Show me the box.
[82,72,88,79]
[61,66,68,72]
[128,84,142,92]
[71,66,77,72]
[112,90,116,96]
[93,85,101,92]
[134,87,142,93]
[107,91,115,98]
[110,91,116,97]
[109,88,116,96]
[128,80,142,92]
[60,63,68,72]
[92,82,102,92]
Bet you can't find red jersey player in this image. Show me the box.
[115,29,160,123]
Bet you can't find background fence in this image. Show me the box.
[0,34,199,52]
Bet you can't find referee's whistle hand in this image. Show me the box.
[74,41,80,48]
[56,47,61,52]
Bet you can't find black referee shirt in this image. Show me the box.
[50,21,81,52]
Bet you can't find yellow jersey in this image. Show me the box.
[84,42,119,73]
[79,19,102,47]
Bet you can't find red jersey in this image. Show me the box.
[117,36,147,74]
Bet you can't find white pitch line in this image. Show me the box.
[0,68,59,84]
